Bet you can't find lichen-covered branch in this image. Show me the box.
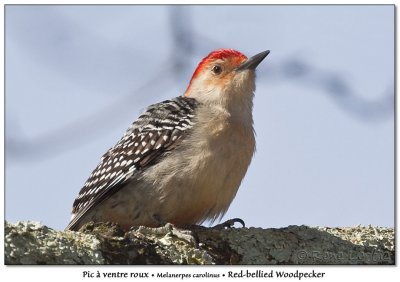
[5,221,394,265]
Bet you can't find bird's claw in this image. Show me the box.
[135,223,199,247]
[213,218,245,229]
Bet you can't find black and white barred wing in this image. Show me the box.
[66,97,198,230]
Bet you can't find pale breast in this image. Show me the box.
[143,106,256,226]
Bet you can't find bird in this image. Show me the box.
[66,48,270,231]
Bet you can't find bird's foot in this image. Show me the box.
[212,218,245,229]
[135,223,199,247]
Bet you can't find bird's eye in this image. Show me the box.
[211,65,222,75]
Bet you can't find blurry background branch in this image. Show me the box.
[5,5,394,232]
[6,6,393,163]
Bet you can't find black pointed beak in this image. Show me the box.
[236,50,270,72]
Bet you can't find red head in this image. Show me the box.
[183,49,269,106]
[184,49,246,96]
[187,49,247,87]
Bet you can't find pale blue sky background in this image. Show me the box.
[5,5,394,231]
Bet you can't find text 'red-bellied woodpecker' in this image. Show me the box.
[66,49,270,231]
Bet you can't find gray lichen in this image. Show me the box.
[5,221,104,264]
[128,224,214,264]
[207,225,394,264]
[4,221,394,265]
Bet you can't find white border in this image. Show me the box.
[0,1,397,281]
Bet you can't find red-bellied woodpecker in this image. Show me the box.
[66,49,270,231]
